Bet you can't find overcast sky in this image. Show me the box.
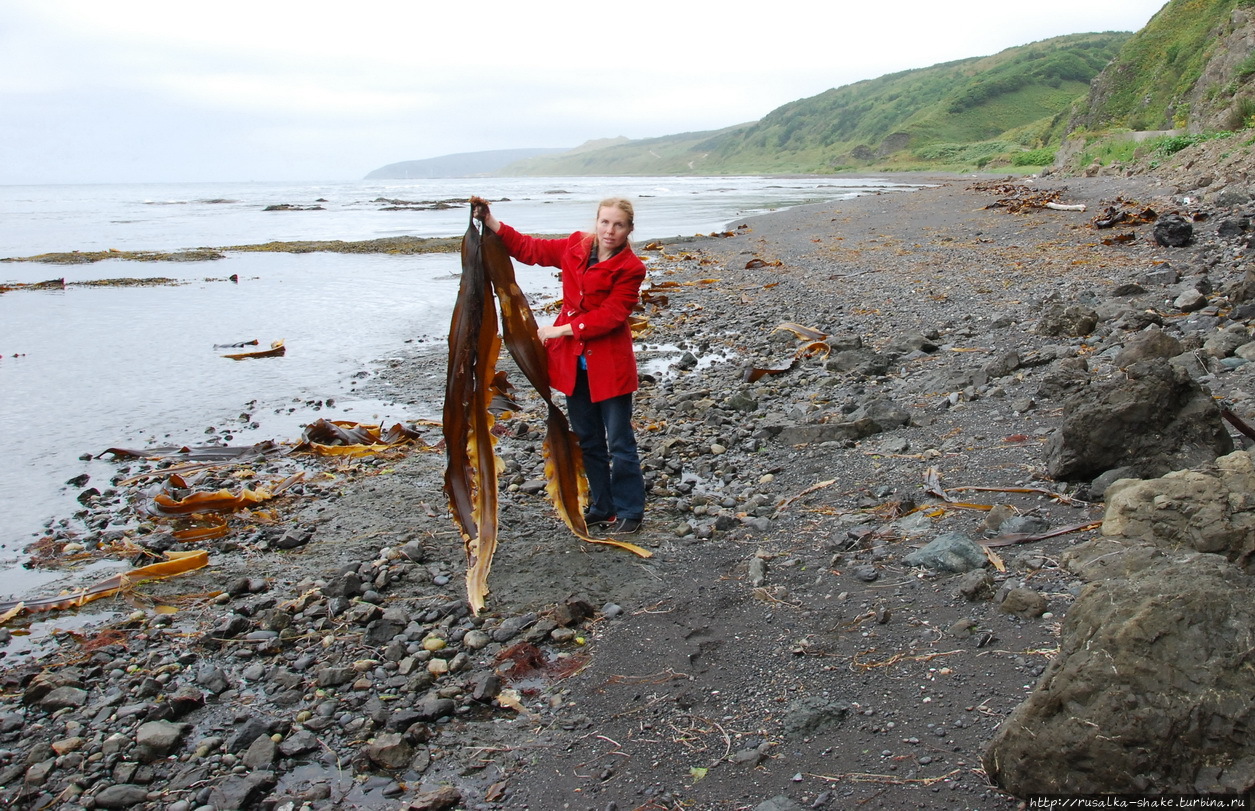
[1,0,1166,185]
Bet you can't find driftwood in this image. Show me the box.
[1044,202,1087,212]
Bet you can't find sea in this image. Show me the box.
[0,175,918,606]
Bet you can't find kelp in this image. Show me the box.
[1092,199,1159,229]
[0,550,209,621]
[294,418,424,456]
[148,472,303,516]
[773,322,828,342]
[99,440,289,463]
[743,323,832,383]
[445,214,650,614]
[222,339,285,359]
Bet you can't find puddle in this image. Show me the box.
[637,342,735,380]
[0,607,123,662]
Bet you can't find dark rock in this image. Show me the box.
[415,695,456,722]
[1114,328,1183,368]
[403,785,461,810]
[225,716,272,754]
[364,732,412,770]
[93,784,150,808]
[1153,214,1193,247]
[956,569,994,601]
[1033,301,1098,337]
[39,686,87,711]
[195,666,231,695]
[207,772,276,810]
[782,696,848,738]
[1044,359,1233,482]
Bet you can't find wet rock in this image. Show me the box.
[402,785,461,810]
[194,666,231,695]
[278,730,320,758]
[225,716,271,754]
[38,686,87,711]
[365,732,413,770]
[1044,359,1232,482]
[208,772,277,810]
[135,720,187,762]
[241,734,277,769]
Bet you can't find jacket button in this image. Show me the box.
[579,322,586,330]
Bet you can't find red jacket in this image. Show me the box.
[496,223,645,402]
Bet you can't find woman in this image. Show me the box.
[470,196,647,535]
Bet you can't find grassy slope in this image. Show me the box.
[1072,0,1242,131]
[504,32,1128,176]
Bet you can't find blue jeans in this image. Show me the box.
[567,368,644,521]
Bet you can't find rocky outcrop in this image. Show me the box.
[1043,359,1233,483]
[984,549,1255,795]
[1101,450,1255,571]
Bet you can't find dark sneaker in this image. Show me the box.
[605,517,642,535]
[583,509,614,529]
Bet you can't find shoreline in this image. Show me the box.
[3,170,1251,809]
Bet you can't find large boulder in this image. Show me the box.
[1032,301,1098,337]
[984,550,1255,795]
[1043,359,1232,482]
[1101,450,1255,570]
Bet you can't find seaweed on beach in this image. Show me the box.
[294,418,427,456]
[443,213,650,615]
[0,550,209,621]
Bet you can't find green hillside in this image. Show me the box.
[1070,0,1251,132]
[504,33,1129,176]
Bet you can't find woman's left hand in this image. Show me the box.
[538,324,573,344]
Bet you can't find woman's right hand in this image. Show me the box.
[470,196,500,231]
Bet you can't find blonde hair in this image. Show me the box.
[596,197,635,231]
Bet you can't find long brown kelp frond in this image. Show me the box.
[445,220,505,614]
[444,223,489,545]
[478,226,591,539]
[447,214,654,613]
[481,227,651,558]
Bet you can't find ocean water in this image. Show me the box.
[0,175,917,601]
